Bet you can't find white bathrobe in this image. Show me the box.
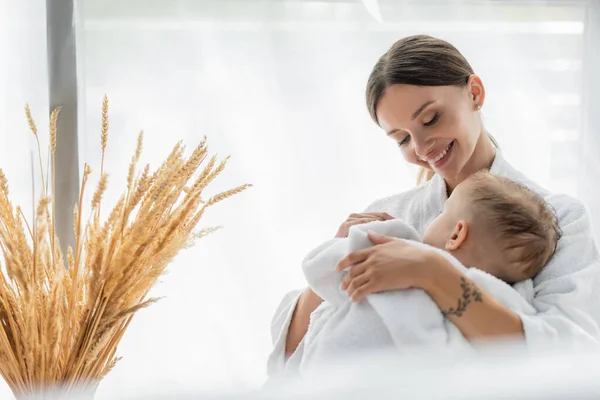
[298,218,536,373]
[267,151,600,376]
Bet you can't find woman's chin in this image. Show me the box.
[434,163,460,181]
[414,160,458,181]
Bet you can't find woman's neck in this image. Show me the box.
[445,132,497,194]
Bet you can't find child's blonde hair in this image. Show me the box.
[466,171,562,279]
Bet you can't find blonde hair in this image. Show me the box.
[416,133,500,185]
[466,171,561,280]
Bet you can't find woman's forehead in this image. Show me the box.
[376,84,462,124]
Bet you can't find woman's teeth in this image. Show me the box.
[425,141,453,164]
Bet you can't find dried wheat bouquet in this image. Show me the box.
[0,97,250,398]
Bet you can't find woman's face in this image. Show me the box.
[375,78,486,185]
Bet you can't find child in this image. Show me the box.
[421,170,561,284]
[295,171,561,373]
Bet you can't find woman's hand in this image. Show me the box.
[335,212,394,238]
[337,232,524,340]
[336,232,433,301]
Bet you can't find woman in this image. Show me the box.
[268,35,600,374]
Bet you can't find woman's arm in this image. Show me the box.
[285,288,323,357]
[419,251,524,340]
[338,233,523,341]
[278,212,395,359]
[339,227,600,345]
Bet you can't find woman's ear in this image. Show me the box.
[445,220,468,251]
[468,74,486,109]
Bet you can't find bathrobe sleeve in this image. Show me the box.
[265,187,429,377]
[266,290,303,376]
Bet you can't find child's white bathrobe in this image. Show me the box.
[297,218,536,373]
[267,151,600,376]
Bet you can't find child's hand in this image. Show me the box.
[336,232,435,301]
[335,212,394,238]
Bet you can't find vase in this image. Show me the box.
[19,383,98,400]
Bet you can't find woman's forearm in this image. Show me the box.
[419,252,524,340]
[284,287,323,357]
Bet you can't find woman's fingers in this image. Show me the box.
[350,283,373,302]
[345,218,378,227]
[336,212,395,238]
[367,232,397,245]
[346,275,370,299]
[336,218,378,238]
[370,212,395,220]
[341,263,368,290]
[336,247,374,271]
[349,212,394,221]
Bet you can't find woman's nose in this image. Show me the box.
[414,137,437,159]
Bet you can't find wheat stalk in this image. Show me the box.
[25,105,47,197]
[0,99,251,398]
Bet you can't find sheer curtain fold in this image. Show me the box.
[581,1,600,238]
[0,0,49,213]
[0,1,49,398]
[0,0,598,398]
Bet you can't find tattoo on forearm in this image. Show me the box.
[441,277,483,318]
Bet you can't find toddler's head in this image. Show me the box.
[422,171,561,283]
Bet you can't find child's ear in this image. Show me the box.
[445,221,468,251]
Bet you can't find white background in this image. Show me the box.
[0,0,597,398]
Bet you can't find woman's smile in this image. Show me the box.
[420,140,455,169]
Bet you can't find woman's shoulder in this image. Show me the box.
[545,192,589,228]
[492,153,588,225]
[515,173,587,224]
[535,191,598,283]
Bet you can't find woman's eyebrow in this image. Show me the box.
[411,100,436,120]
[386,128,407,136]
[385,100,437,136]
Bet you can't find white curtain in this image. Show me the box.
[0,0,598,398]
[0,0,49,225]
[0,1,49,399]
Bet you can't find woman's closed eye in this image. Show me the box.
[396,112,440,146]
[397,135,411,147]
[423,112,440,127]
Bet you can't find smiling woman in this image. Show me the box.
[1,0,599,397]
[374,83,495,191]
[268,34,600,378]
[366,35,496,191]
